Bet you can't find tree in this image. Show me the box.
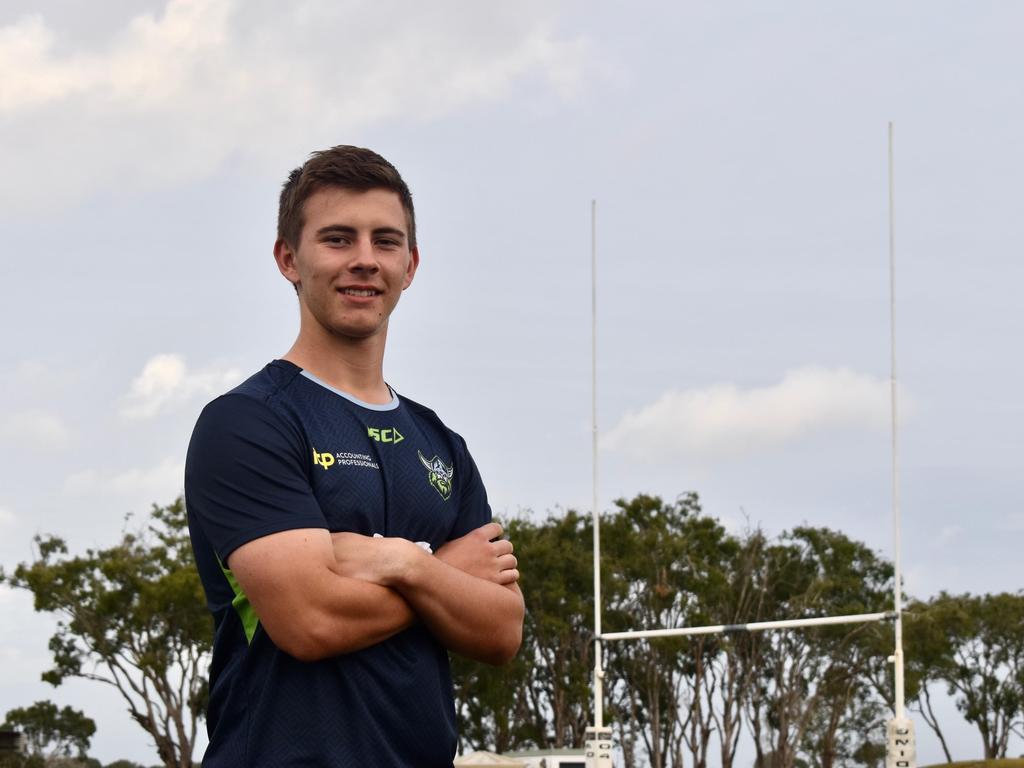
[742,527,892,768]
[891,597,957,762]
[453,492,1024,765]
[927,591,1024,758]
[452,511,596,754]
[711,526,775,768]
[1,700,95,763]
[600,493,743,768]
[601,495,693,768]
[792,527,892,768]
[2,499,211,768]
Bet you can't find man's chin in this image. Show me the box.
[327,321,388,342]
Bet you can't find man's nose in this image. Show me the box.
[349,237,379,271]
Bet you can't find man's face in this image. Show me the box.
[274,187,419,343]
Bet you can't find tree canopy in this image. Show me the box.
[3,498,211,768]
[452,494,1024,766]
[5,492,1022,766]
[1,700,95,764]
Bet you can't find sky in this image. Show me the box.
[1,0,1022,764]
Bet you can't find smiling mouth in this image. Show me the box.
[340,288,381,297]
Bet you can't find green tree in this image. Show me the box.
[742,526,892,768]
[794,527,892,768]
[1,700,95,763]
[602,494,695,768]
[927,591,1024,758]
[452,510,596,753]
[601,493,740,768]
[2,499,211,768]
[892,598,957,762]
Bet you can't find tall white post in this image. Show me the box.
[585,200,613,768]
[885,122,916,768]
[889,122,906,719]
[590,199,604,727]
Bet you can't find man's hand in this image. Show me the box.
[435,522,519,586]
[330,532,424,587]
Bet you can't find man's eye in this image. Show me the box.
[325,236,350,246]
[376,239,400,248]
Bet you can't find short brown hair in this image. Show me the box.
[277,145,416,249]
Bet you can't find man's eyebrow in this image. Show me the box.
[315,225,357,238]
[314,225,406,241]
[371,227,406,240]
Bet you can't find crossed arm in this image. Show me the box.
[226,522,524,665]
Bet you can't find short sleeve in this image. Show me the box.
[185,393,327,561]
[447,433,493,539]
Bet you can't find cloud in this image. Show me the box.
[120,353,240,419]
[0,506,15,527]
[0,4,234,112]
[0,0,589,206]
[65,456,185,499]
[602,366,896,462]
[3,409,72,449]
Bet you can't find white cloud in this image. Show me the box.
[602,366,897,462]
[0,4,234,112]
[4,409,71,449]
[65,456,185,501]
[0,0,589,206]
[120,353,240,419]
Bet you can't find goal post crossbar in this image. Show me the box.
[599,610,895,642]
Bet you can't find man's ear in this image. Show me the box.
[273,238,301,289]
[403,245,420,290]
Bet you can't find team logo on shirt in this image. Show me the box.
[418,450,454,501]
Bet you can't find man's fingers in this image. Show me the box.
[477,521,503,540]
[496,569,519,585]
[491,539,514,556]
[496,553,517,572]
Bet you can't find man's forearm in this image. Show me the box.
[228,528,416,662]
[330,528,524,665]
[308,568,418,656]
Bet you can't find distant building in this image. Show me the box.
[454,751,526,767]
[504,748,587,768]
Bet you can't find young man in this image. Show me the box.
[185,146,524,767]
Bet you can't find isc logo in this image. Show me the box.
[367,427,404,444]
[312,449,335,470]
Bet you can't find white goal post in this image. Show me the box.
[585,124,914,768]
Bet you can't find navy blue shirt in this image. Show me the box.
[185,360,491,767]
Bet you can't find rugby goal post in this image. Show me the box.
[584,123,915,768]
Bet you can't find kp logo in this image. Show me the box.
[313,448,335,470]
[418,451,454,501]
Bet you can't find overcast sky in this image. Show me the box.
[2,1,1021,763]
